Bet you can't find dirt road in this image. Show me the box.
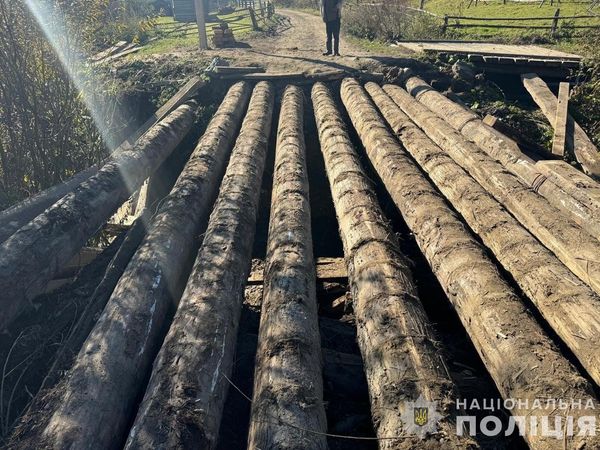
[204,9,396,74]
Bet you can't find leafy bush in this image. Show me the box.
[342,0,444,42]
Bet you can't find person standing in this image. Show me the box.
[321,0,342,56]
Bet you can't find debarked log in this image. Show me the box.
[125,81,274,450]
[312,82,470,449]
[342,78,600,450]
[38,82,252,450]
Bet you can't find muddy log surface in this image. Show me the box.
[247,86,327,449]
[312,82,465,449]
[405,76,600,245]
[367,82,600,389]
[37,83,251,449]
[125,81,274,450]
[384,84,600,299]
[341,78,600,450]
[0,103,196,332]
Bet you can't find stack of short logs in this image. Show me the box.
[4,73,600,450]
[212,23,236,48]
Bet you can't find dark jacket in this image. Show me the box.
[321,0,341,22]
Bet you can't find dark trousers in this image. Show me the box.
[325,18,340,54]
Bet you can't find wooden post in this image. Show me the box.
[522,73,600,178]
[552,82,570,156]
[419,0,425,9]
[551,8,560,37]
[249,7,259,30]
[442,14,448,33]
[194,0,208,49]
[125,83,273,449]
[368,81,600,390]
[40,83,252,449]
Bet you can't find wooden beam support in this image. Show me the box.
[522,73,600,178]
[124,82,273,449]
[39,82,252,448]
[552,81,570,156]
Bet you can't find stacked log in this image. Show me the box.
[312,82,468,449]
[0,103,197,331]
[125,81,274,449]
[340,78,600,449]
[39,82,252,449]
[366,82,600,387]
[247,86,327,449]
[405,76,600,243]
[384,84,600,298]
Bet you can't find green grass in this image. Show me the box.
[134,10,270,56]
[418,0,600,40]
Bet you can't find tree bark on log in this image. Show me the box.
[39,82,252,449]
[0,164,100,244]
[341,78,600,450]
[312,82,469,449]
[367,82,600,388]
[0,103,197,332]
[125,81,274,450]
[247,86,327,450]
[384,84,600,298]
[522,73,600,179]
[405,76,600,244]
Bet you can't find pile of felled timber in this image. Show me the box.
[2,70,600,450]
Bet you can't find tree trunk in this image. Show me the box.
[312,82,468,449]
[39,82,252,450]
[405,76,600,244]
[367,82,600,388]
[125,81,274,450]
[342,78,600,450]
[522,73,600,178]
[247,86,327,450]
[0,103,196,331]
[384,84,600,298]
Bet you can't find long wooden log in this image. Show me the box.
[125,82,274,450]
[384,84,600,298]
[367,82,600,387]
[0,103,196,332]
[536,160,600,205]
[0,164,100,244]
[247,86,327,449]
[342,78,600,449]
[522,73,600,178]
[405,76,600,243]
[312,82,468,449]
[39,82,252,449]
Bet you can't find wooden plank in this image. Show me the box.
[247,257,347,283]
[552,81,570,156]
[522,73,600,178]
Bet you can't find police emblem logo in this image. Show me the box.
[414,407,429,426]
